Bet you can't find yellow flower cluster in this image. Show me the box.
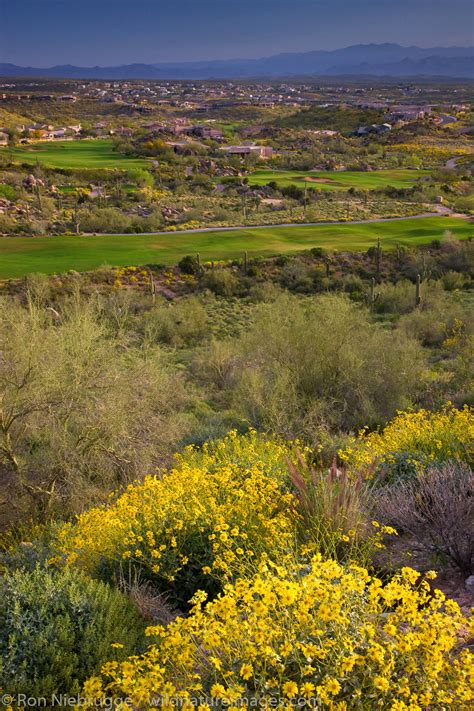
[340,405,473,475]
[388,143,468,159]
[86,557,473,708]
[56,431,296,602]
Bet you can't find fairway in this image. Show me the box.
[0,217,471,279]
[0,140,150,170]
[248,168,431,191]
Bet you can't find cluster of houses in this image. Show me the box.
[0,123,83,144]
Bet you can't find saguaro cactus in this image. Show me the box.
[148,269,156,303]
[375,238,382,277]
[415,274,422,307]
[325,257,331,279]
[367,277,379,311]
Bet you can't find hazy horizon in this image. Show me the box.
[2,43,474,70]
[1,0,473,67]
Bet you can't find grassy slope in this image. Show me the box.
[247,169,431,191]
[0,217,471,279]
[0,107,32,129]
[0,140,150,169]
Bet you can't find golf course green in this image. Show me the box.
[248,168,431,191]
[1,140,150,170]
[0,217,471,279]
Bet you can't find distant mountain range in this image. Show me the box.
[1,44,473,80]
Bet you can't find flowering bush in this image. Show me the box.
[56,432,297,607]
[340,405,473,481]
[85,557,473,708]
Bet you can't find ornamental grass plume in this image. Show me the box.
[287,452,382,565]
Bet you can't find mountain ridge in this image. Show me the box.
[1,44,473,80]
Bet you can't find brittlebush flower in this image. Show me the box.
[83,557,473,707]
[339,405,473,475]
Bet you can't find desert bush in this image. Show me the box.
[56,431,297,608]
[86,559,473,708]
[0,213,17,234]
[140,296,209,347]
[375,461,474,573]
[0,296,191,520]
[248,281,284,303]
[191,338,240,394]
[340,405,473,481]
[399,290,469,346]
[0,183,17,200]
[441,331,474,407]
[178,254,200,275]
[373,279,419,315]
[0,566,143,697]
[442,270,469,291]
[279,261,314,292]
[201,269,239,296]
[341,274,365,297]
[79,207,133,233]
[231,293,426,436]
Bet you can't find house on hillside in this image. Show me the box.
[112,127,134,138]
[221,144,273,159]
[356,123,392,136]
[189,125,223,140]
[50,128,67,139]
[388,105,431,122]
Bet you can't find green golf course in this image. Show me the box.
[248,168,431,191]
[0,217,471,279]
[0,139,150,170]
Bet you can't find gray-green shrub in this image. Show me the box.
[0,566,144,696]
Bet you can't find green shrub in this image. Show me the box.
[0,183,17,201]
[0,566,144,697]
[399,290,468,346]
[232,293,426,435]
[374,279,418,315]
[201,269,239,296]
[140,296,209,346]
[442,270,469,291]
[0,296,191,520]
[178,254,200,275]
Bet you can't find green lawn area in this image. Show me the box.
[0,217,471,279]
[0,140,150,170]
[248,168,431,191]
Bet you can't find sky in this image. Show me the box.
[1,0,473,67]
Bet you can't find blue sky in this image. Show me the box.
[1,0,473,66]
